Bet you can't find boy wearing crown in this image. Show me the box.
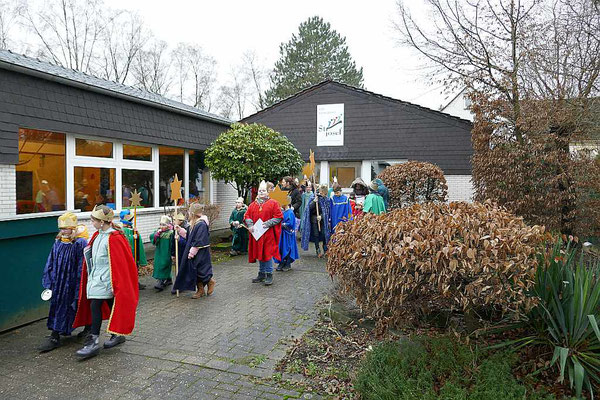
[120,209,147,289]
[38,212,89,352]
[73,205,139,359]
[150,215,174,291]
[244,181,283,286]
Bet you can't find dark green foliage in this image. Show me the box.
[263,16,364,106]
[204,123,303,200]
[354,337,552,400]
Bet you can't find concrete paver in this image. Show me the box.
[0,249,330,399]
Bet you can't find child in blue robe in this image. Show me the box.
[276,196,299,271]
[329,183,352,232]
[39,212,89,352]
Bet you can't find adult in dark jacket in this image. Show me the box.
[283,176,302,219]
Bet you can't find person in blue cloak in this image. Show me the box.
[39,212,89,352]
[373,178,390,211]
[173,203,215,299]
[275,195,299,271]
[301,184,332,258]
[169,212,188,294]
[330,183,353,232]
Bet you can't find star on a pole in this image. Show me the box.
[170,174,182,202]
[309,149,315,172]
[129,189,142,207]
[269,185,289,207]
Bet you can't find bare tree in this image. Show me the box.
[171,42,217,110]
[20,0,109,73]
[132,39,172,95]
[0,0,21,50]
[98,10,148,84]
[216,66,250,120]
[241,50,269,111]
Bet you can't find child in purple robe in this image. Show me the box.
[39,212,89,352]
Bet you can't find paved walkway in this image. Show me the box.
[0,250,331,400]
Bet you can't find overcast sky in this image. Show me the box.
[102,0,452,110]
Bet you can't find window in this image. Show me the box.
[123,144,152,162]
[16,128,66,214]
[159,146,184,206]
[189,150,211,203]
[75,138,113,158]
[122,169,154,208]
[74,167,116,211]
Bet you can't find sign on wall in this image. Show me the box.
[317,103,344,146]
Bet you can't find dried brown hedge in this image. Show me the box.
[326,201,548,327]
[377,161,448,209]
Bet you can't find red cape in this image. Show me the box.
[73,230,139,335]
[244,199,283,263]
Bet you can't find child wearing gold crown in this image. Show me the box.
[72,205,139,359]
[38,212,89,353]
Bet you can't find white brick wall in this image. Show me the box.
[446,175,474,202]
[0,164,16,218]
[212,180,239,231]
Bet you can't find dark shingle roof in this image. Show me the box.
[0,49,231,126]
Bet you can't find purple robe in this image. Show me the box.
[42,238,87,334]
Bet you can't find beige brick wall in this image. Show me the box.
[0,164,16,218]
[212,180,239,231]
[446,175,474,202]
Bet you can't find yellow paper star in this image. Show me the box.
[129,189,142,207]
[309,149,315,172]
[170,174,182,202]
[269,185,289,207]
[302,163,314,179]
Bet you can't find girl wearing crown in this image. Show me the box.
[73,205,139,359]
[38,212,89,353]
[150,215,174,291]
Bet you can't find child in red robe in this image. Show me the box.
[73,205,139,359]
[244,181,283,286]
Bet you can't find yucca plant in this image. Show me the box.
[507,239,600,398]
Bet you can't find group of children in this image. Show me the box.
[234,176,390,285]
[39,202,215,359]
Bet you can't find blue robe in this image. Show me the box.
[171,222,189,267]
[173,221,213,291]
[42,237,87,335]
[275,209,299,263]
[301,194,332,251]
[330,194,352,232]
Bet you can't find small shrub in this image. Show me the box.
[377,161,448,209]
[354,337,552,400]
[327,201,547,327]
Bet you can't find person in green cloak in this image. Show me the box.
[229,197,248,256]
[363,180,387,215]
[150,215,174,291]
[119,209,147,289]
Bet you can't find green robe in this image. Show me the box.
[150,229,173,280]
[123,226,147,266]
[363,193,386,215]
[229,207,248,253]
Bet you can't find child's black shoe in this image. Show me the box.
[76,334,100,359]
[103,334,126,349]
[38,335,60,353]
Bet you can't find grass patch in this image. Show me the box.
[354,336,554,400]
[234,354,267,368]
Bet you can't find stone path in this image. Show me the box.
[0,250,331,399]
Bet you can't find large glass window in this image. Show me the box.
[74,167,116,211]
[122,169,154,208]
[123,144,152,162]
[189,150,211,203]
[75,138,113,158]
[159,146,184,206]
[16,128,66,214]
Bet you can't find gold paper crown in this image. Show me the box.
[160,215,172,225]
[58,212,77,228]
[91,205,114,222]
[174,213,186,221]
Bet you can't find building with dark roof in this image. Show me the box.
[242,80,474,201]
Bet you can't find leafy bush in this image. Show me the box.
[503,239,600,399]
[354,337,552,400]
[377,161,448,209]
[327,201,547,327]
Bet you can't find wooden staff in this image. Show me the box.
[313,172,321,231]
[133,205,138,266]
[170,174,183,297]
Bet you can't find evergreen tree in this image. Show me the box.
[264,16,364,106]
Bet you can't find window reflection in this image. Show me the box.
[123,144,152,162]
[16,128,66,214]
[74,167,116,211]
[122,169,154,208]
[75,138,113,158]
[189,150,211,203]
[159,146,184,206]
